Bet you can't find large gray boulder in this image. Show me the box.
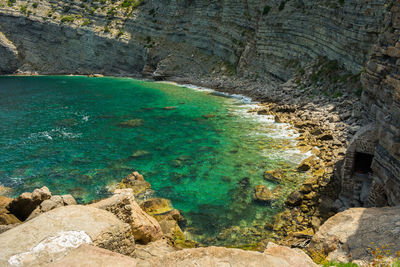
[309,206,400,263]
[0,205,135,266]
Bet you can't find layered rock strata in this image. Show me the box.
[359,1,400,206]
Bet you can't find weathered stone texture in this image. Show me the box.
[361,1,400,206]
[0,205,135,266]
[310,206,400,263]
[0,0,388,80]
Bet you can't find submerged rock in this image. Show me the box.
[117,119,143,128]
[254,185,274,202]
[163,106,177,110]
[90,188,163,244]
[202,114,216,119]
[264,169,285,183]
[55,118,78,127]
[130,150,151,158]
[140,198,175,216]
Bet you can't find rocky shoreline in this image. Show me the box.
[0,171,321,266]
[164,57,370,243]
[1,61,366,246]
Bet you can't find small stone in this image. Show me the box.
[285,191,303,206]
[317,133,334,141]
[163,106,177,110]
[40,199,60,213]
[254,185,274,202]
[202,114,216,119]
[62,194,77,205]
[263,169,284,183]
[117,119,143,128]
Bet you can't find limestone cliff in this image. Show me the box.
[0,0,389,79]
[360,1,400,206]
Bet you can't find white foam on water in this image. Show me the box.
[162,81,312,164]
[28,128,82,141]
[8,230,92,266]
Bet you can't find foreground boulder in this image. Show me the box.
[7,186,51,221]
[144,246,317,267]
[47,244,138,267]
[135,238,176,264]
[0,205,135,266]
[264,242,317,267]
[309,206,400,263]
[90,188,163,244]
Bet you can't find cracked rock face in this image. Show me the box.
[90,188,163,244]
[0,32,18,74]
[0,205,135,266]
[309,206,400,263]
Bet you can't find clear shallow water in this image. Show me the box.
[0,76,308,245]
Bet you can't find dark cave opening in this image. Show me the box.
[354,152,374,174]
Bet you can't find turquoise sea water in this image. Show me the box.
[0,76,308,245]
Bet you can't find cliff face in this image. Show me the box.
[0,0,389,79]
[0,9,146,75]
[361,1,400,205]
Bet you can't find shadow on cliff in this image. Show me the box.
[0,14,147,75]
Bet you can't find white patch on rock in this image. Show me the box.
[8,230,92,266]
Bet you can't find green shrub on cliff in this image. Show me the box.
[82,18,91,26]
[60,16,75,23]
[20,4,28,14]
[7,0,16,7]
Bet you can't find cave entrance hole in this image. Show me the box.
[354,152,373,174]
